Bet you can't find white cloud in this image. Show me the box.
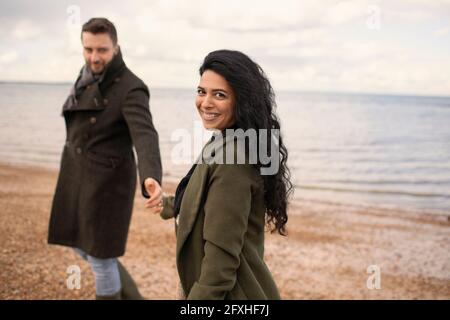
[0,0,449,96]
[10,20,42,40]
[0,51,19,64]
[322,1,366,26]
[433,26,449,37]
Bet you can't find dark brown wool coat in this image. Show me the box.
[48,50,162,258]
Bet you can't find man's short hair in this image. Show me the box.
[81,18,118,45]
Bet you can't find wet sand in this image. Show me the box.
[0,162,449,299]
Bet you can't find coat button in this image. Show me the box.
[90,117,97,124]
[76,147,82,154]
[114,77,120,82]
[103,98,108,105]
[86,85,91,89]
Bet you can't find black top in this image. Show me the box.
[173,163,197,217]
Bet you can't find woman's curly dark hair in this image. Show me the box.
[199,49,293,235]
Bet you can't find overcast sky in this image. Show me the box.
[1,0,449,96]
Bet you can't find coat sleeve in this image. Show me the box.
[160,195,175,220]
[187,164,254,300]
[121,87,163,198]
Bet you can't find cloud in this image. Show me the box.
[0,51,19,64]
[0,0,449,96]
[433,26,449,37]
[10,20,42,40]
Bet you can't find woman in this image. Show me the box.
[148,50,292,300]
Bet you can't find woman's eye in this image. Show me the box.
[215,92,226,98]
[197,89,204,95]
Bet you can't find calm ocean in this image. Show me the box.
[1,83,449,213]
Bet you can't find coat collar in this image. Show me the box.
[62,81,106,113]
[98,47,126,92]
[62,48,126,114]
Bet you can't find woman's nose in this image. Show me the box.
[201,94,214,108]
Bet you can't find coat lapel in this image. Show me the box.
[175,131,238,257]
[62,82,106,113]
[62,49,126,114]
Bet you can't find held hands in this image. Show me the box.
[144,177,164,214]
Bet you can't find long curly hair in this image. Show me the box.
[199,49,293,235]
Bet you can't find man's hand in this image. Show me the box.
[144,177,163,214]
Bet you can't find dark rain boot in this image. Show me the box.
[95,290,121,300]
[117,261,144,300]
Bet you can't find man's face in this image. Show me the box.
[81,32,118,74]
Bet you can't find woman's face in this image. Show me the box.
[196,70,236,131]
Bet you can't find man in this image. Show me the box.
[48,18,163,299]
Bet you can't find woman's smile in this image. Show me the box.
[200,110,221,121]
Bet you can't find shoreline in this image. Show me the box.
[0,162,449,299]
[3,159,449,218]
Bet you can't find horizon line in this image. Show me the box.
[1,80,449,99]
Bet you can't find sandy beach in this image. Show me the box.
[0,162,449,300]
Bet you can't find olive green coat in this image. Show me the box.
[161,133,280,300]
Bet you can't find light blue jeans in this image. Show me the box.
[73,248,121,296]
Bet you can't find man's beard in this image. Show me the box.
[89,62,105,74]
